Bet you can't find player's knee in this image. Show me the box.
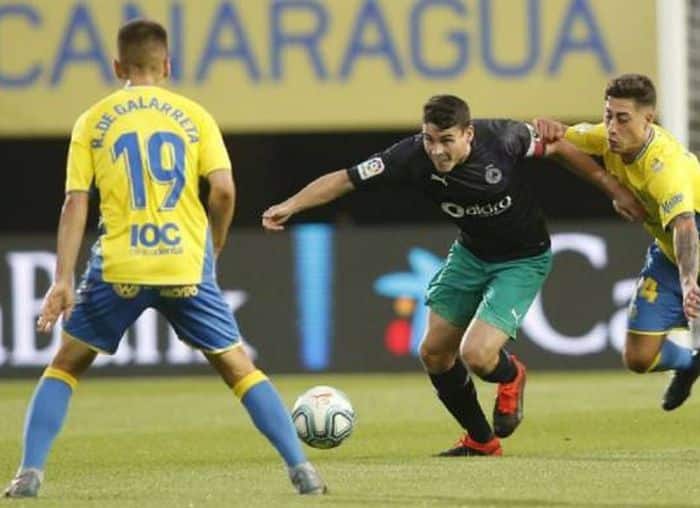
[459,343,492,377]
[49,337,96,378]
[418,341,453,373]
[622,348,653,373]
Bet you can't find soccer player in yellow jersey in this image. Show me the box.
[4,19,325,498]
[535,74,700,411]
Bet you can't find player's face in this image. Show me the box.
[603,97,654,156]
[422,123,474,173]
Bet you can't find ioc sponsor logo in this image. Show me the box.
[130,222,181,248]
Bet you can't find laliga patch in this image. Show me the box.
[357,157,385,180]
[574,123,594,133]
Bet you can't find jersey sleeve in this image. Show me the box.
[564,122,608,156]
[65,112,94,192]
[646,154,696,229]
[503,121,545,159]
[198,109,231,177]
[347,136,417,188]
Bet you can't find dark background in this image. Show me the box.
[0,129,614,232]
[0,223,650,375]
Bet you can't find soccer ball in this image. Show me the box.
[291,385,355,449]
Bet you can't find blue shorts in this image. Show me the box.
[64,275,241,355]
[627,243,686,334]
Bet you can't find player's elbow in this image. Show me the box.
[207,168,235,201]
[209,175,235,207]
[210,184,235,205]
[209,189,235,224]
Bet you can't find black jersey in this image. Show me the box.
[347,119,550,262]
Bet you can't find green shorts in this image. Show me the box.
[425,241,552,338]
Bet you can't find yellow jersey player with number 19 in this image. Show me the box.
[534,73,700,412]
[4,19,326,499]
[69,79,227,284]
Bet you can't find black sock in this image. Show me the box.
[481,349,517,384]
[429,361,493,443]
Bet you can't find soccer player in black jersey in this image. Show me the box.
[263,95,644,456]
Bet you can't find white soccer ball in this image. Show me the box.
[291,385,355,449]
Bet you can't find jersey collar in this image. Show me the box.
[627,127,655,165]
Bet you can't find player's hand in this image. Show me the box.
[532,118,568,143]
[612,194,646,223]
[37,281,75,333]
[682,279,700,320]
[262,203,293,231]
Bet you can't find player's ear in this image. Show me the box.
[113,59,126,80]
[464,124,475,142]
[163,57,171,79]
[645,108,656,125]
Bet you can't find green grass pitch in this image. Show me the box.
[1,371,700,507]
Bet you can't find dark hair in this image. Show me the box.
[117,19,168,69]
[605,74,656,108]
[423,95,471,129]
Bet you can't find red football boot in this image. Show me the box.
[493,355,527,438]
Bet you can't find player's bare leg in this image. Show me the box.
[4,334,96,498]
[622,331,700,410]
[419,311,463,374]
[420,311,502,456]
[206,346,326,495]
[622,332,665,373]
[461,319,526,439]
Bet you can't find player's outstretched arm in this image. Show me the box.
[671,212,700,320]
[545,139,646,222]
[37,191,89,333]
[207,169,235,258]
[262,169,355,231]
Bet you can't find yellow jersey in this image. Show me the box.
[65,85,231,285]
[565,122,700,263]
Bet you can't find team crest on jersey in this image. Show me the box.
[113,284,141,299]
[357,157,385,180]
[484,164,502,184]
[650,158,664,173]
